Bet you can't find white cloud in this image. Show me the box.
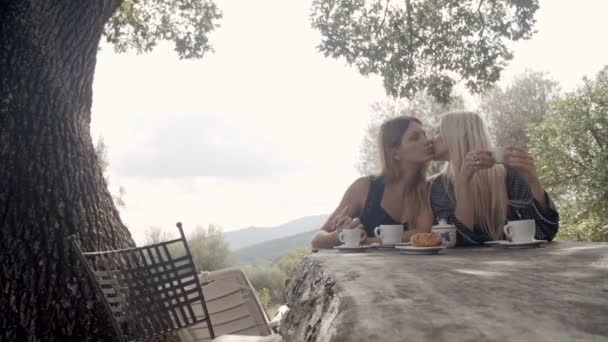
[116,112,294,180]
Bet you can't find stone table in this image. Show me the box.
[281,241,608,342]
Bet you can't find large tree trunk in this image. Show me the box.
[0,1,134,340]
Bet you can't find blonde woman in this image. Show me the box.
[430,111,559,245]
[312,116,434,249]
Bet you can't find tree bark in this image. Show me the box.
[0,1,134,340]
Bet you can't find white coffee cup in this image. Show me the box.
[491,146,505,164]
[503,220,535,242]
[338,228,366,247]
[373,224,404,244]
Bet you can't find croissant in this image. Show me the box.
[410,233,443,247]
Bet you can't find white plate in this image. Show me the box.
[395,245,445,255]
[333,245,371,252]
[484,240,548,248]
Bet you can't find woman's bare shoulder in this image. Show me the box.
[342,176,373,212]
[350,176,372,191]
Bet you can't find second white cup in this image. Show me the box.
[504,219,536,242]
[374,224,404,244]
[491,146,505,164]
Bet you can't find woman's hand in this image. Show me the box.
[504,145,540,184]
[313,206,365,250]
[327,206,364,233]
[459,149,496,182]
[402,230,416,242]
[504,145,548,208]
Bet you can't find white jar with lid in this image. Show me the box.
[431,219,457,248]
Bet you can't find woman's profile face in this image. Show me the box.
[432,127,449,161]
[394,121,433,164]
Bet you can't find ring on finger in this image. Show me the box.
[471,153,480,162]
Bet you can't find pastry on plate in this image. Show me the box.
[410,232,443,247]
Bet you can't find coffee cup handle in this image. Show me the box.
[359,229,367,242]
[338,232,345,244]
[374,226,382,238]
[503,224,512,240]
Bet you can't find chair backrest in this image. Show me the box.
[70,222,215,342]
[178,268,273,341]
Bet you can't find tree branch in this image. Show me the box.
[379,0,391,29]
[477,0,486,37]
[582,95,604,154]
[588,127,605,151]
[405,0,414,95]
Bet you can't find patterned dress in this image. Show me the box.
[430,167,559,246]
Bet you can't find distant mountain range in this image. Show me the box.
[234,229,318,264]
[223,214,328,250]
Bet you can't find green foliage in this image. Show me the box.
[142,224,236,269]
[104,0,222,59]
[189,224,236,271]
[357,94,463,175]
[311,0,539,102]
[257,288,273,310]
[241,265,287,304]
[144,226,175,245]
[480,71,560,146]
[528,66,608,242]
[94,136,126,209]
[94,136,110,173]
[551,199,608,242]
[275,246,311,275]
[240,246,311,305]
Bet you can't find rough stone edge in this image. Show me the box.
[281,256,347,342]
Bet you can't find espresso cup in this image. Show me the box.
[491,146,505,164]
[373,224,404,244]
[339,228,366,247]
[503,220,535,242]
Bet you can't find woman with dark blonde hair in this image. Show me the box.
[430,111,559,245]
[311,116,434,249]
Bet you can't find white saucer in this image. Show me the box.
[484,240,548,248]
[483,240,510,246]
[371,242,412,250]
[395,245,445,255]
[333,245,370,252]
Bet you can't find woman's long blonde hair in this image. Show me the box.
[378,116,430,229]
[437,111,507,240]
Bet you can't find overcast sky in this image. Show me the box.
[91,0,608,244]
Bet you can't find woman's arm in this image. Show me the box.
[506,168,560,241]
[504,146,548,208]
[454,150,496,228]
[454,176,476,228]
[503,146,559,240]
[311,177,370,250]
[402,204,434,242]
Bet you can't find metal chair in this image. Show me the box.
[70,222,215,342]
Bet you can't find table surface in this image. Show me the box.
[281,241,608,342]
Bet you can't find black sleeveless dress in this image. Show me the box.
[358,176,409,237]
